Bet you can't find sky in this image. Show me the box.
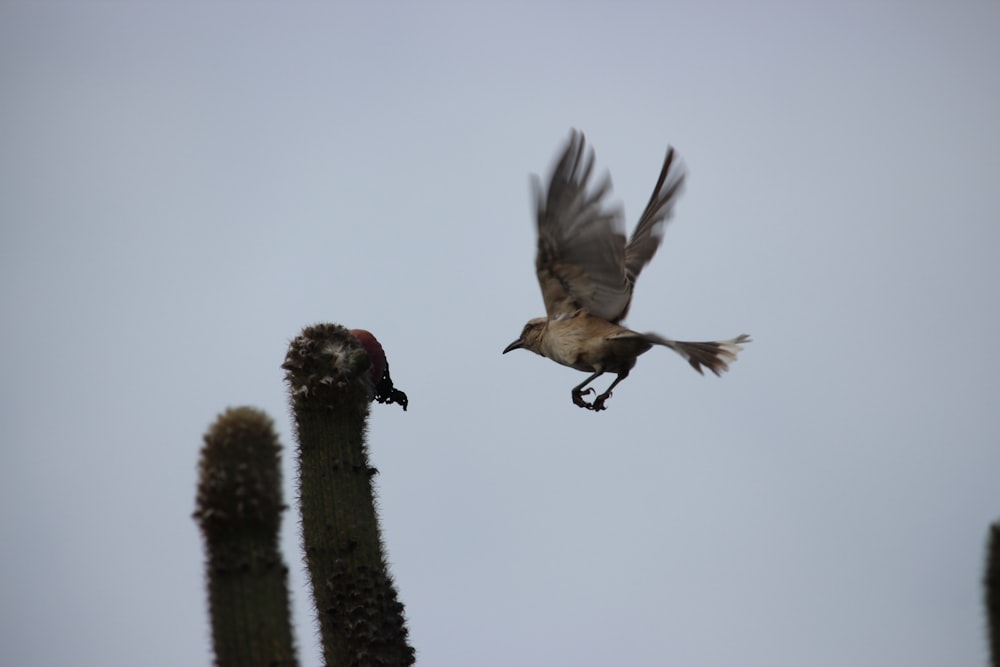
[2,2,999,666]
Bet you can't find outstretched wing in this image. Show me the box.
[624,146,686,286]
[533,130,631,321]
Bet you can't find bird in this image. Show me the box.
[503,130,750,411]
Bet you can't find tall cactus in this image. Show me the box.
[282,323,414,666]
[194,407,298,667]
[987,522,1000,665]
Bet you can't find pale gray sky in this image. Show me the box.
[2,3,999,666]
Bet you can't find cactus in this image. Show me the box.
[282,323,414,666]
[987,522,1000,665]
[194,407,298,667]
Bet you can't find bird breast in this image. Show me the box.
[540,313,649,374]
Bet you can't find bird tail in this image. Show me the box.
[642,332,751,376]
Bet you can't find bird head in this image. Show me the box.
[503,317,547,355]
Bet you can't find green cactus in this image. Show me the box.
[282,323,415,666]
[194,406,298,667]
[987,522,1000,666]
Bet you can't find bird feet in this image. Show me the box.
[571,387,611,412]
[572,387,595,408]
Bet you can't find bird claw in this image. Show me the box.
[572,388,610,411]
[572,387,596,408]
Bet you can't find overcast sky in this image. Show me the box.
[2,3,999,666]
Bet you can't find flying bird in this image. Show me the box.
[503,130,750,411]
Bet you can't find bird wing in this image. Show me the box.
[624,146,686,287]
[533,131,631,321]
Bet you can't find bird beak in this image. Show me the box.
[502,339,524,354]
